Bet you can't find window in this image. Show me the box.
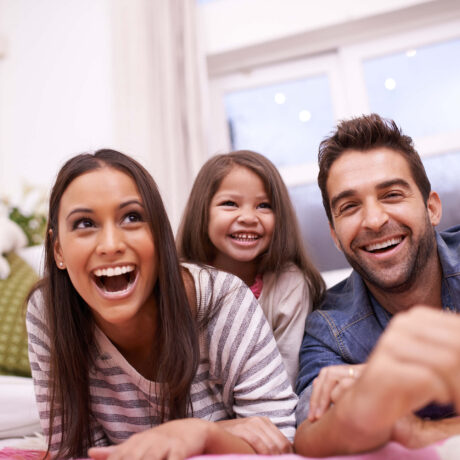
[208,19,460,272]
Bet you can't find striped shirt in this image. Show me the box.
[27,263,297,453]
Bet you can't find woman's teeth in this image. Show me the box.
[93,265,135,277]
[93,265,136,293]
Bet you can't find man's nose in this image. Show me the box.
[362,200,389,231]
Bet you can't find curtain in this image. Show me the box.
[110,0,208,230]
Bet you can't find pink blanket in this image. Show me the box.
[0,441,442,460]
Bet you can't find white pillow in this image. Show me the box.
[0,376,41,438]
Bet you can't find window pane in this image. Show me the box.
[363,37,460,138]
[289,183,349,272]
[224,75,335,167]
[423,150,460,231]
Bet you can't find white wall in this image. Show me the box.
[198,0,434,55]
[0,0,115,201]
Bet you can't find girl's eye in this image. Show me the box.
[219,200,237,207]
[73,218,94,230]
[257,202,272,209]
[123,212,143,223]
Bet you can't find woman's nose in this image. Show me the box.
[96,224,126,256]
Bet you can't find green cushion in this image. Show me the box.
[0,252,38,377]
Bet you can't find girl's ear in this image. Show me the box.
[51,230,66,270]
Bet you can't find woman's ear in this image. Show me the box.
[51,230,66,270]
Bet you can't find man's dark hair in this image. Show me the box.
[318,113,431,225]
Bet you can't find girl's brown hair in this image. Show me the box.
[177,150,325,307]
[32,149,199,458]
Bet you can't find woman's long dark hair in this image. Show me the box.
[177,150,325,308]
[32,149,199,458]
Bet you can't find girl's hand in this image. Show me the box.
[218,416,293,455]
[308,364,365,422]
[88,418,253,460]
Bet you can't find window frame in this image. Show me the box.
[208,17,460,186]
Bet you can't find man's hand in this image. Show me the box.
[392,414,460,448]
[360,306,460,422]
[295,306,460,457]
[218,417,293,455]
[308,364,365,422]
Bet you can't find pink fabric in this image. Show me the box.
[193,442,441,460]
[0,449,48,460]
[0,441,441,460]
[249,274,263,299]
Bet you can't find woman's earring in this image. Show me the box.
[59,262,64,268]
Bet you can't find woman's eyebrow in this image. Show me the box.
[119,199,144,209]
[66,208,93,220]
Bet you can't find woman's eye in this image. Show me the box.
[257,202,272,209]
[73,218,94,230]
[123,212,142,223]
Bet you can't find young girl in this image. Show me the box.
[26,149,297,459]
[177,150,325,388]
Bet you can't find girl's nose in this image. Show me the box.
[237,207,257,224]
[96,224,126,256]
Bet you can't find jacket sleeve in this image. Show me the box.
[264,268,311,389]
[296,309,348,396]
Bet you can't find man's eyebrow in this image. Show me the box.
[330,178,412,211]
[376,178,411,191]
[330,190,356,212]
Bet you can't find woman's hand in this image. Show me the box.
[308,364,365,422]
[218,416,293,454]
[88,418,253,460]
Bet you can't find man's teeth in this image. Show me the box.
[231,234,259,240]
[93,265,135,277]
[365,237,402,252]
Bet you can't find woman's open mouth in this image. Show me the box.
[92,264,137,297]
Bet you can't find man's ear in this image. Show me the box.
[52,230,66,269]
[329,222,342,252]
[427,191,442,227]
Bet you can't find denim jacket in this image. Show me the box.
[296,226,460,420]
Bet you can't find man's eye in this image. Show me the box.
[384,191,403,200]
[257,202,272,209]
[339,203,357,214]
[73,218,94,230]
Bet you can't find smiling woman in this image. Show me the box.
[26,149,297,460]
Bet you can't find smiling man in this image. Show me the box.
[294,114,460,456]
